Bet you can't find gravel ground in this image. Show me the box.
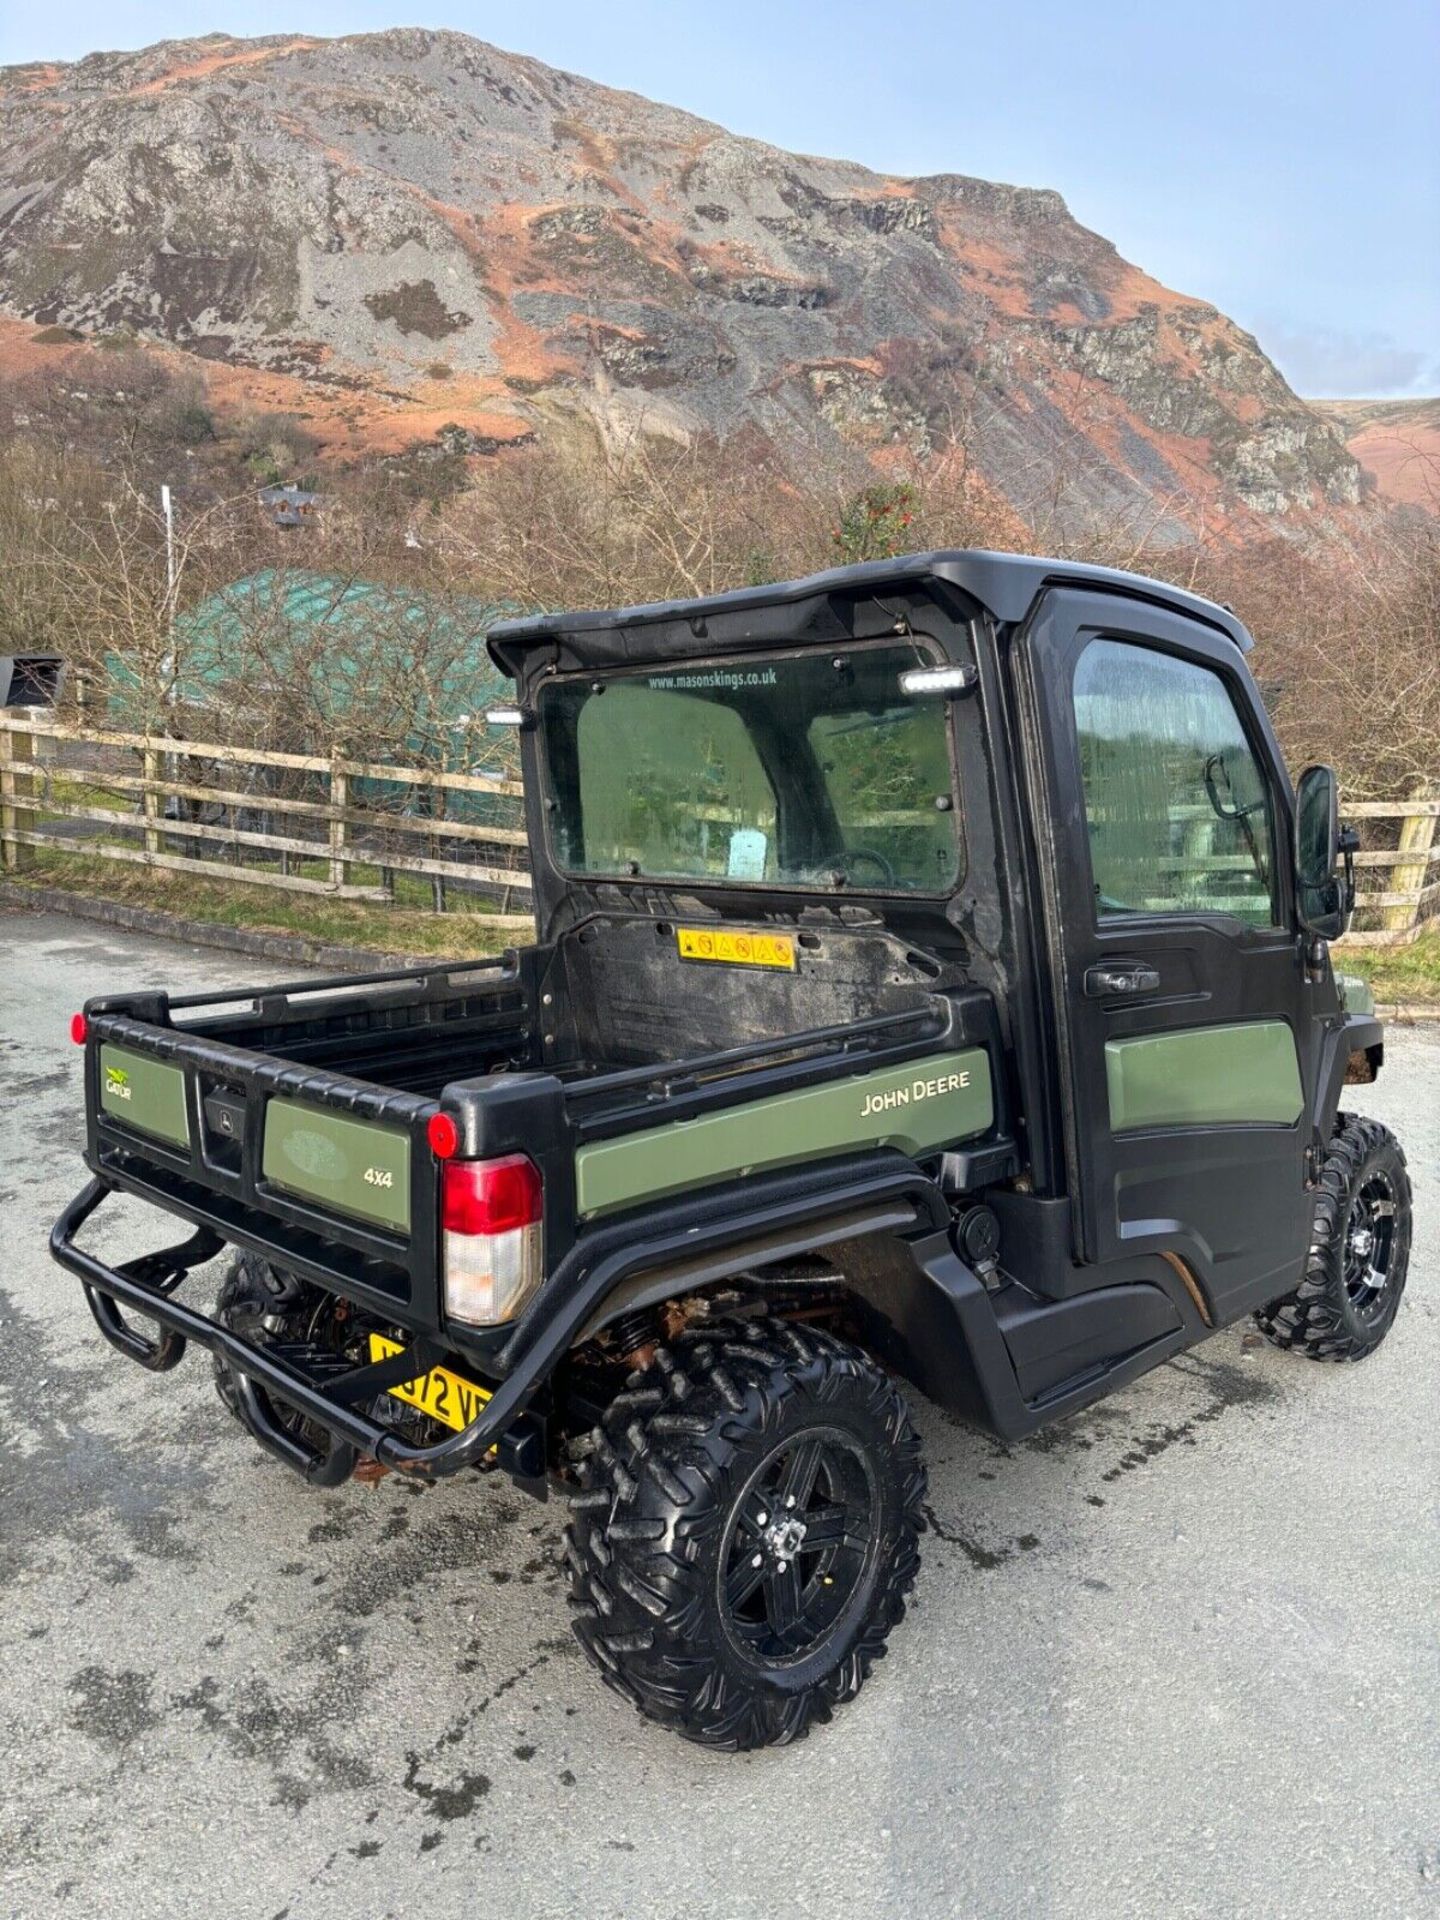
[2,908,1437,1920]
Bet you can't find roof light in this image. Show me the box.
[484,705,534,730]
[899,665,978,698]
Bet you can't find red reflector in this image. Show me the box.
[427,1112,460,1160]
[70,1012,88,1046]
[441,1155,543,1236]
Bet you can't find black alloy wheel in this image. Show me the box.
[565,1316,926,1748]
[718,1429,880,1666]
[1255,1113,1412,1361]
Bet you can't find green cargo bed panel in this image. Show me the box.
[98,1044,190,1149]
[262,1098,412,1233]
[575,1048,993,1218]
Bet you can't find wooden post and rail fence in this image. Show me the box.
[0,712,1436,948]
[0,713,534,932]
[1350,791,1440,944]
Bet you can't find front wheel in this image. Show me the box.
[565,1317,926,1749]
[1254,1114,1412,1362]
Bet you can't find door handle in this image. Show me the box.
[1084,963,1161,999]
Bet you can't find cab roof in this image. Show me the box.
[486,548,1253,676]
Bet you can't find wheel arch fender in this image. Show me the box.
[569,1197,923,1346]
[563,1206,1031,1438]
[762,1231,1197,1441]
[824,1228,1031,1435]
[1315,1013,1384,1138]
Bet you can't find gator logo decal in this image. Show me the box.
[279,1127,349,1184]
[104,1065,132,1102]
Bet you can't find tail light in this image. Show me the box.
[440,1155,544,1326]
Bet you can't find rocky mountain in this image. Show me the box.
[0,29,1368,538]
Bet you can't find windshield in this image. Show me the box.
[537,644,963,893]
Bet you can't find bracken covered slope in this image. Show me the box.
[0,28,1367,536]
[1311,399,1440,512]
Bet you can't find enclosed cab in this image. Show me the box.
[53,551,1408,1750]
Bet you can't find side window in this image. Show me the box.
[1072,638,1278,927]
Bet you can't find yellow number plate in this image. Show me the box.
[368,1334,492,1434]
[676,926,796,970]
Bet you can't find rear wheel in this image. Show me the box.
[564,1316,926,1749]
[211,1253,354,1478]
[1254,1114,1412,1362]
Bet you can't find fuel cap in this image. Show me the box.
[955,1204,1001,1269]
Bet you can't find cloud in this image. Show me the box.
[1257,322,1438,399]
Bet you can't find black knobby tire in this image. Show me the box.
[211,1254,347,1469]
[211,1252,279,1422]
[1254,1113,1412,1362]
[564,1316,926,1750]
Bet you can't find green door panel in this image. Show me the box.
[575,1048,993,1219]
[1104,1021,1303,1132]
[98,1045,190,1149]
[262,1099,411,1233]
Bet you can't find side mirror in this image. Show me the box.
[1293,764,1347,940]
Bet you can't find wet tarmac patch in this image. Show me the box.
[67,1665,160,1747]
[0,1284,214,1587]
[401,1753,491,1821]
[10,1069,69,1098]
[1098,1356,1279,1483]
[169,1665,378,1808]
[307,1513,356,1544]
[921,1502,1042,1571]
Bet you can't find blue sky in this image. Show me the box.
[4,0,1435,397]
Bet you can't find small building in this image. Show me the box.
[257,484,325,530]
[0,654,64,707]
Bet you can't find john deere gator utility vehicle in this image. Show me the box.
[53,551,1410,1749]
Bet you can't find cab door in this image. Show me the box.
[1015,589,1316,1325]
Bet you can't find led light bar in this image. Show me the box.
[898,665,978,697]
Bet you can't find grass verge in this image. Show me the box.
[4,847,522,960]
[1339,931,1440,1008]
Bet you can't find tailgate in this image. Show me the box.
[85,1016,439,1322]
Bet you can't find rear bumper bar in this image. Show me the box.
[53,1152,948,1487]
[50,1177,544,1484]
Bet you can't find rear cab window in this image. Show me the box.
[538,643,964,894]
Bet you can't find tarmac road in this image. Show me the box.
[2,907,1437,1920]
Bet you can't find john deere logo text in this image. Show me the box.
[861,1069,970,1119]
[104,1066,132,1102]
